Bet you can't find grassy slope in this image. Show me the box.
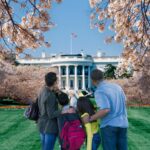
[0,107,150,150]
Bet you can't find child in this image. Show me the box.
[69,91,77,109]
[57,92,86,150]
[77,96,101,150]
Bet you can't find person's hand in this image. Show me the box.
[53,85,61,94]
[52,81,60,92]
[82,115,90,124]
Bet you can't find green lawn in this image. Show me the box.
[0,107,150,150]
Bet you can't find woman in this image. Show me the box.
[37,72,61,150]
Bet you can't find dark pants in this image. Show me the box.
[40,133,57,150]
[101,126,127,150]
[92,132,101,150]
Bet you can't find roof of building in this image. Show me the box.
[60,54,92,57]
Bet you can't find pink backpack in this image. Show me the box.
[60,119,86,150]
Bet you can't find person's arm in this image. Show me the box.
[45,93,61,119]
[90,109,110,122]
[70,97,75,107]
[70,97,78,109]
[81,114,93,150]
[90,91,110,122]
[85,123,93,150]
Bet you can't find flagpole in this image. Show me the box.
[70,35,73,54]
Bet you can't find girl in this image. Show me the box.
[77,96,101,150]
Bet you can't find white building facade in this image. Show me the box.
[16,53,120,91]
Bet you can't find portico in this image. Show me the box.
[57,65,92,90]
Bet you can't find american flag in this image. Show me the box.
[71,32,77,38]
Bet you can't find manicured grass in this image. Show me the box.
[0,107,150,150]
[127,107,150,150]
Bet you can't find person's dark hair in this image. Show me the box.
[90,69,104,81]
[45,72,57,87]
[57,92,69,106]
[77,97,95,116]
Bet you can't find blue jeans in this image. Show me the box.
[101,126,127,150]
[92,132,101,150]
[40,133,57,150]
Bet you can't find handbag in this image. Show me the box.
[24,98,39,121]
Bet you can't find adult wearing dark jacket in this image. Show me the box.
[37,72,61,150]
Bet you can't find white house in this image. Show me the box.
[16,51,120,91]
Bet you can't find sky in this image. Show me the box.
[25,0,123,57]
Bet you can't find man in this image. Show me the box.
[37,72,61,150]
[89,69,128,150]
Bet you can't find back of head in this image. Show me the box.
[45,72,57,87]
[90,69,104,82]
[57,92,69,106]
[77,97,95,116]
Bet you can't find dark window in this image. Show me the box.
[85,66,88,76]
[77,66,82,75]
[69,66,74,75]
[85,79,88,89]
[78,79,82,89]
[70,80,74,88]
[61,67,66,75]
[62,80,66,89]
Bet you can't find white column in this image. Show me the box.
[66,65,69,90]
[82,65,85,90]
[74,65,78,91]
[88,66,91,89]
[58,65,61,88]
